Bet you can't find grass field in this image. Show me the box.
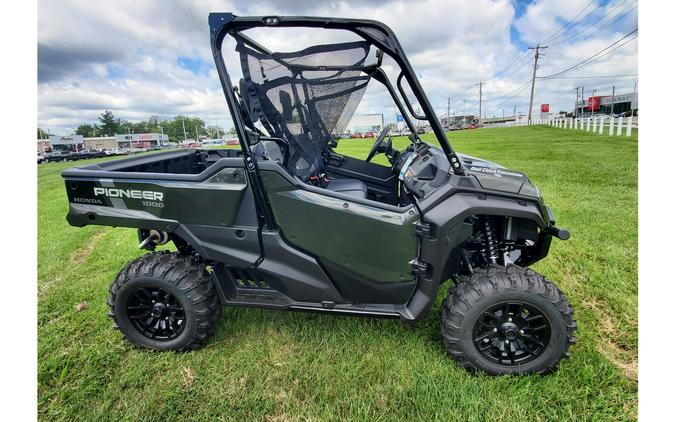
[38,126,637,421]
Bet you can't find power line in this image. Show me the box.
[540,0,609,45]
[538,28,637,79]
[484,50,531,82]
[548,0,635,47]
[540,73,637,80]
[483,79,533,103]
[493,81,532,108]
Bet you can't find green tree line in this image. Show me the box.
[39,111,235,141]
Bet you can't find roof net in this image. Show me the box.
[235,37,372,181]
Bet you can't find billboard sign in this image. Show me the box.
[588,96,601,111]
[541,104,550,113]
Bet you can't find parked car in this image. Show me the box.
[105,148,130,156]
[468,123,478,129]
[44,150,73,162]
[352,132,362,139]
[416,127,426,134]
[75,149,106,160]
[364,131,375,138]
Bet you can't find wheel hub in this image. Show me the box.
[500,322,518,340]
[151,302,167,318]
[472,301,551,366]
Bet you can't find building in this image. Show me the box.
[442,115,477,127]
[575,91,638,116]
[49,135,84,152]
[345,114,384,135]
[84,136,117,150]
[114,133,169,149]
[37,139,51,154]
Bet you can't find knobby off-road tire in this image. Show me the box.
[441,264,576,375]
[107,251,221,351]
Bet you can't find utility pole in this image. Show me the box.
[591,88,597,118]
[527,45,547,125]
[580,85,585,118]
[477,81,483,127]
[447,97,451,128]
[610,85,615,116]
[181,117,187,141]
[631,80,637,115]
[463,99,467,125]
[574,86,581,118]
[513,105,516,118]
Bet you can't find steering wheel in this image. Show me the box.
[365,126,391,162]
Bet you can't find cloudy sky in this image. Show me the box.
[38,0,638,135]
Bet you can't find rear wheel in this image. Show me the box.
[107,252,221,351]
[441,265,576,375]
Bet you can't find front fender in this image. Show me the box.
[418,193,548,285]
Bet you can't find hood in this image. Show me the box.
[458,153,540,197]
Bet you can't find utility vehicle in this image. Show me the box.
[62,13,576,375]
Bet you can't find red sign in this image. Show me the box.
[541,104,549,113]
[587,96,601,111]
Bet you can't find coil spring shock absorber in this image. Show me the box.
[483,217,499,264]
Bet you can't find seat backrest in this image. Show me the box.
[252,140,284,164]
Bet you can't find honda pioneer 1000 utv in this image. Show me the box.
[61,13,576,375]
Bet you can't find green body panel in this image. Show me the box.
[65,168,247,227]
[262,171,419,283]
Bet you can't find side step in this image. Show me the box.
[226,288,292,308]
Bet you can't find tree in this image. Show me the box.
[37,128,49,139]
[206,125,223,139]
[98,110,121,136]
[75,123,99,137]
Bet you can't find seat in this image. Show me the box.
[251,141,284,164]
[325,178,368,199]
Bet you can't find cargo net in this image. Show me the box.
[235,36,371,180]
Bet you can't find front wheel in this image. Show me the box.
[441,265,576,375]
[107,252,221,351]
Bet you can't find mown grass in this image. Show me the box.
[38,126,637,421]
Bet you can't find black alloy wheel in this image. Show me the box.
[126,286,186,340]
[472,301,551,366]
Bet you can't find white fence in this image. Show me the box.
[548,116,636,137]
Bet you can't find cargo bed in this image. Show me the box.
[61,148,250,229]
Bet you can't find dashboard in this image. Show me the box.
[393,142,451,198]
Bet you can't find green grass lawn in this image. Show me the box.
[38,126,637,421]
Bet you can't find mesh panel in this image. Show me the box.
[236,38,371,181]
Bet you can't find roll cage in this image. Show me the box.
[208,13,467,227]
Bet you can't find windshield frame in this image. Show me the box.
[209,13,466,176]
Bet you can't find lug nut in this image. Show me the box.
[505,340,510,344]
[508,317,512,322]
[519,330,524,335]
[493,328,498,332]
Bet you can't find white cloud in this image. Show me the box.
[38,0,638,134]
